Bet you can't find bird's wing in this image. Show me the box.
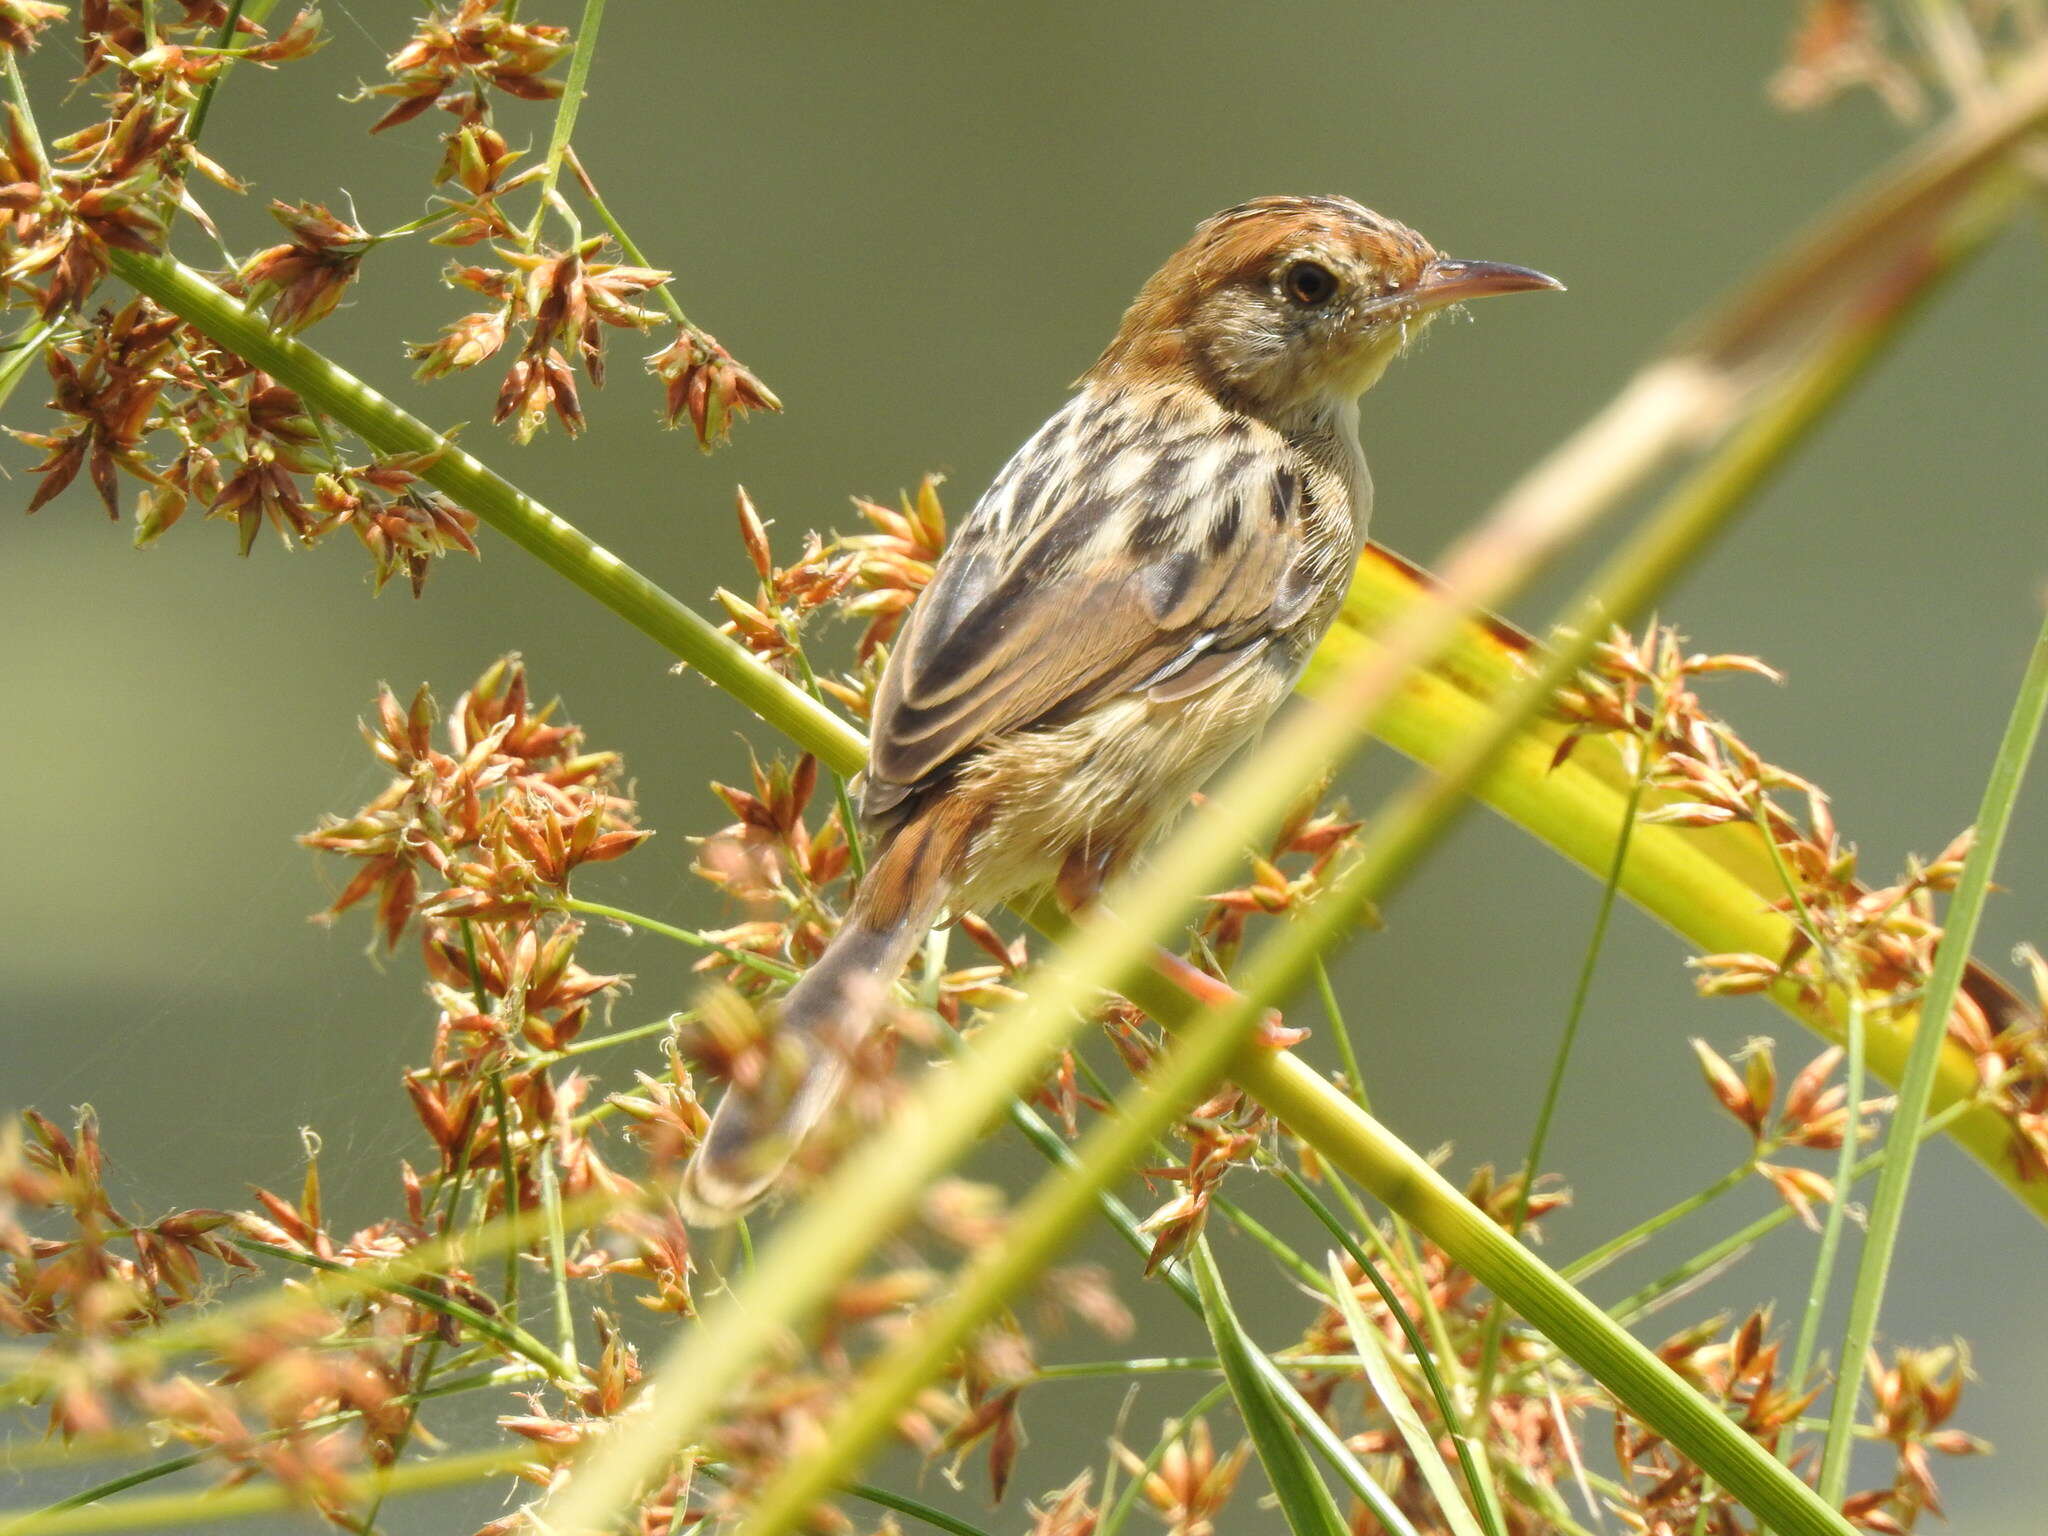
[863,391,1324,824]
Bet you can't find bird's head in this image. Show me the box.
[1089,194,1561,422]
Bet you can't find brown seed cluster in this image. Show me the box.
[1558,621,2048,1200]
[8,0,772,577]
[302,655,648,944]
[1771,0,1925,119]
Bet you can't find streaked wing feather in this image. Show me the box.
[865,392,1303,815]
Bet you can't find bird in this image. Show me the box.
[681,195,1561,1220]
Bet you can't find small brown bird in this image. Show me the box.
[682,195,1560,1219]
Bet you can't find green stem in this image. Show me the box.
[535,1132,581,1375]
[841,1481,996,1536]
[0,1186,637,1407]
[554,1013,682,1057]
[1561,1154,1763,1283]
[1745,815,1867,1513]
[1280,1167,1504,1536]
[525,0,606,245]
[1230,1048,1854,1536]
[1096,1384,1234,1536]
[563,145,695,329]
[0,1446,532,1536]
[1030,1354,1410,1379]
[183,0,265,141]
[1782,989,1866,1464]
[1311,955,1369,1108]
[982,1047,1416,1527]
[560,896,798,981]
[1188,1237,1350,1536]
[227,1237,572,1382]
[4,53,45,163]
[18,1366,528,1520]
[103,248,866,774]
[1606,1097,1977,1326]
[488,1068,522,1309]
[1208,1195,1332,1297]
[1816,604,2048,1503]
[786,640,868,880]
[356,1102,484,1532]
[1471,764,1649,1427]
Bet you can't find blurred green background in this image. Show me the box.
[5,1,2046,1529]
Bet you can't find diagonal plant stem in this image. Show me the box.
[1189,1237,1350,1536]
[1469,761,1650,1430]
[1096,1383,1236,1536]
[103,248,866,771]
[1604,1099,1978,1329]
[526,0,607,245]
[0,1183,657,1414]
[1281,1167,1506,1536]
[182,0,272,142]
[1815,603,2048,1503]
[1327,1251,1488,1536]
[980,1048,1419,1533]
[227,1237,573,1382]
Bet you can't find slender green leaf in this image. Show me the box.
[1190,1240,1348,1536]
[1327,1253,1487,1536]
[1818,604,2048,1502]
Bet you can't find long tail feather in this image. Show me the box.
[679,840,958,1223]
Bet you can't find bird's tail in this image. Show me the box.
[679,803,967,1222]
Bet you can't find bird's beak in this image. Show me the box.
[1412,257,1565,309]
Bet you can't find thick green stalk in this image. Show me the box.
[1816,604,2048,1502]
[103,249,867,775]
[1229,1049,1851,1536]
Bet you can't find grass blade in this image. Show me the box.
[1326,1252,1488,1536]
[1817,603,2048,1502]
[1189,1239,1348,1536]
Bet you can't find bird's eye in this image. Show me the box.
[1283,261,1337,307]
